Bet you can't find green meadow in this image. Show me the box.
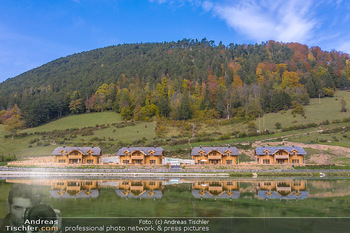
[255,90,350,130]
[0,90,350,163]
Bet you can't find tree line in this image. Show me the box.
[0,39,349,127]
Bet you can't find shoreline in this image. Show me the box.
[1,167,350,178]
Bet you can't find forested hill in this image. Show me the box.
[0,38,350,127]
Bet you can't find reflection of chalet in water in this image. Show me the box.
[115,180,163,199]
[191,146,239,165]
[257,180,308,200]
[192,181,240,199]
[52,146,102,165]
[255,146,306,164]
[50,180,100,198]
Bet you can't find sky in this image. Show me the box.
[0,0,349,83]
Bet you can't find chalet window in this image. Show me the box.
[213,152,217,156]
[85,181,92,185]
[264,182,271,186]
[122,181,129,185]
[211,160,219,164]
[58,159,65,163]
[198,182,205,185]
[123,160,129,164]
[149,181,156,185]
[68,181,79,186]
[137,152,141,156]
[69,159,79,164]
[227,182,233,186]
[134,160,142,164]
[87,159,94,164]
[150,160,156,164]
[74,152,78,155]
[292,159,299,164]
[278,182,288,187]
[226,160,232,164]
[57,182,64,186]
[211,182,220,186]
[294,181,301,186]
[263,159,270,164]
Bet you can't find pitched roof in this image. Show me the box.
[191,147,239,156]
[257,190,309,200]
[115,190,163,199]
[255,146,306,155]
[52,147,101,156]
[191,190,240,199]
[49,190,99,198]
[116,147,164,156]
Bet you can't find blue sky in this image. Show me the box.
[1,0,349,83]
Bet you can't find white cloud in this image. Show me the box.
[150,0,317,43]
[207,0,316,43]
[202,1,213,12]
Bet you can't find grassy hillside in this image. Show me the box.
[23,112,123,132]
[254,90,350,130]
[1,90,350,165]
[0,112,155,157]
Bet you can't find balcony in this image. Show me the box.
[68,155,83,159]
[131,155,144,160]
[208,156,222,160]
[275,155,289,159]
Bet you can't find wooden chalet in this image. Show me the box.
[115,180,163,199]
[191,146,239,165]
[254,146,306,165]
[257,180,308,200]
[116,146,165,165]
[50,180,99,199]
[52,146,102,165]
[192,180,240,199]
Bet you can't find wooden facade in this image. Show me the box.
[257,180,308,199]
[52,146,102,165]
[191,146,239,165]
[116,147,164,165]
[192,181,239,197]
[50,180,100,198]
[116,180,163,199]
[254,146,306,165]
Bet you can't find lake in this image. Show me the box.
[1,177,350,232]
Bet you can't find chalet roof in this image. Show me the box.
[116,147,164,156]
[255,146,306,155]
[52,147,101,156]
[191,146,239,156]
[191,190,240,199]
[115,190,163,199]
[257,190,309,200]
[49,190,99,198]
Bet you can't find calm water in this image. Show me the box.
[1,177,350,218]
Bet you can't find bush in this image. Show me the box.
[275,122,282,129]
[0,154,17,162]
[29,138,40,144]
[218,134,230,140]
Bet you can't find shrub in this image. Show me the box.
[275,122,282,129]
